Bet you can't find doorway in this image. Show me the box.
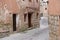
[28,13,32,28]
[13,14,16,31]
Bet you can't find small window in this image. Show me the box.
[24,14,27,22]
[45,8,47,10]
[36,0,38,3]
[29,0,31,2]
[36,13,39,19]
[47,1,49,4]
[23,0,24,1]
[59,16,60,19]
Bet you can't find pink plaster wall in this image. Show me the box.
[48,0,60,15]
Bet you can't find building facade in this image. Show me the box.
[40,0,48,17]
[48,0,60,40]
[0,0,40,37]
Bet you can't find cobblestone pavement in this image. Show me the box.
[0,28,49,40]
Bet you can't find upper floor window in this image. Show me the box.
[47,1,49,4]
[29,0,32,2]
[42,0,43,1]
[36,13,39,19]
[23,0,25,1]
[59,16,60,19]
[45,8,47,10]
[36,0,38,3]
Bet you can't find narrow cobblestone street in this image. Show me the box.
[0,17,49,40]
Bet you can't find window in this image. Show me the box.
[36,0,38,3]
[45,8,47,10]
[29,0,32,2]
[59,16,60,19]
[47,1,49,4]
[23,0,24,1]
[36,13,39,19]
[24,14,27,22]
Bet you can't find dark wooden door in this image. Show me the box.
[28,13,32,28]
[13,14,16,31]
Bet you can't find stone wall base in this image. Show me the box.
[49,15,60,40]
